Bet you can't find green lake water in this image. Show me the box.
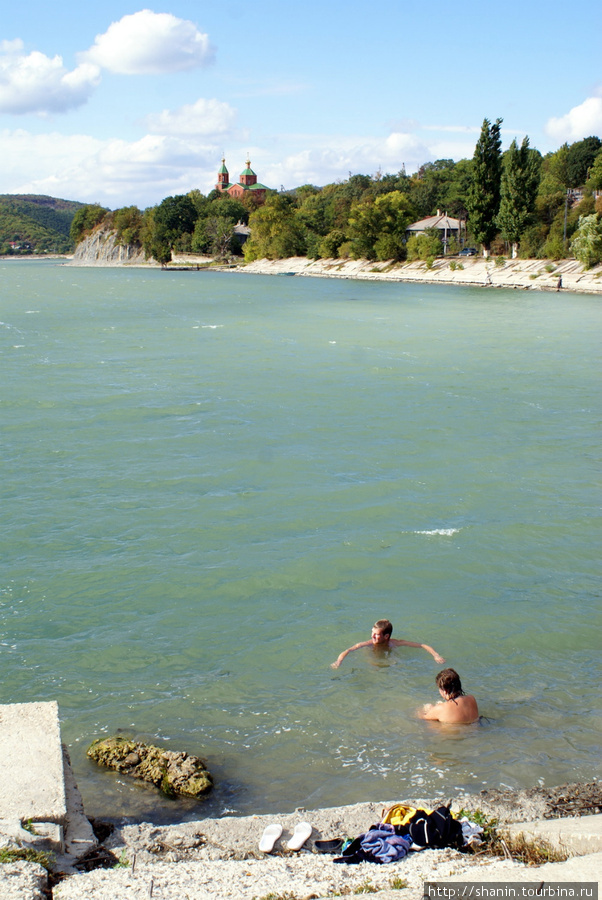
[1,260,600,822]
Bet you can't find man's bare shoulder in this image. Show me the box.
[438,695,479,724]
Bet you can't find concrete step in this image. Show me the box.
[503,814,602,856]
[0,701,98,899]
[0,701,67,827]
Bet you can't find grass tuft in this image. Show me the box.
[0,848,54,870]
[253,893,300,900]
[454,808,568,866]
[487,831,568,866]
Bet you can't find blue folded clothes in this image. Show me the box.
[334,824,412,865]
[360,826,412,863]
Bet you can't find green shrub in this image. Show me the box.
[571,213,602,268]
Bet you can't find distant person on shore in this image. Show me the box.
[418,668,479,724]
[557,275,563,291]
[331,619,445,668]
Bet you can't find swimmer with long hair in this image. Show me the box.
[418,668,479,724]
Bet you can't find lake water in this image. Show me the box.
[1,260,600,823]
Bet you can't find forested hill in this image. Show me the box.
[0,194,86,254]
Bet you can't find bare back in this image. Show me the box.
[421,694,479,724]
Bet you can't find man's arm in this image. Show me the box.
[331,641,370,668]
[394,639,445,664]
[417,702,443,721]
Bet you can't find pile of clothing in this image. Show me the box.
[332,803,483,865]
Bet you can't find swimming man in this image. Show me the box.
[331,619,445,668]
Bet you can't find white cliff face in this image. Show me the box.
[70,229,151,266]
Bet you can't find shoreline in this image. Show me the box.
[231,255,602,294]
[5,252,602,294]
[52,781,602,898]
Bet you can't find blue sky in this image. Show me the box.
[1,0,601,208]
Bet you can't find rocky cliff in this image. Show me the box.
[70,227,150,265]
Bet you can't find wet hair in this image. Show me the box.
[436,668,465,700]
[374,619,393,637]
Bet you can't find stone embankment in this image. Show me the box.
[64,237,602,294]
[236,255,602,294]
[1,702,601,900]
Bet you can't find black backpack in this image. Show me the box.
[407,806,463,849]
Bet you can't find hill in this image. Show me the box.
[0,194,87,254]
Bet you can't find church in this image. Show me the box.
[215,158,270,201]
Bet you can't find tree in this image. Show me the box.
[407,159,460,218]
[154,195,198,246]
[466,118,503,256]
[585,149,602,192]
[565,136,602,188]
[243,194,305,261]
[406,227,443,262]
[69,204,108,244]
[204,216,234,259]
[570,213,602,268]
[111,206,143,245]
[318,229,347,259]
[347,191,415,260]
[146,194,198,263]
[496,137,541,257]
[192,196,248,255]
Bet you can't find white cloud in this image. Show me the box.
[0,127,220,207]
[421,124,482,134]
[545,92,602,142]
[261,132,432,189]
[81,9,215,75]
[0,40,100,114]
[145,98,237,136]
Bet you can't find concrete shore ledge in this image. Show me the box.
[232,255,602,294]
[59,251,602,294]
[1,702,600,899]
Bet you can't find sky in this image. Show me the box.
[1,0,601,209]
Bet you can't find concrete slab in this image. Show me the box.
[0,861,48,900]
[503,814,602,857]
[56,745,97,868]
[442,850,602,886]
[0,701,67,825]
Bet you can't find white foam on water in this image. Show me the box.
[414,528,460,536]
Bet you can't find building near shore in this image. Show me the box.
[216,158,270,202]
[406,210,464,254]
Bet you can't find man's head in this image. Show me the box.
[372,619,393,644]
[436,668,464,699]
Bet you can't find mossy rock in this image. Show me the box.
[87,737,212,799]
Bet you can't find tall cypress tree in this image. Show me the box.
[497,137,541,258]
[467,117,503,256]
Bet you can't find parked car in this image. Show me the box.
[458,247,478,256]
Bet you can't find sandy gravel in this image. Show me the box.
[52,786,602,899]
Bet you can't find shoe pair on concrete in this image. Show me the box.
[259,821,312,853]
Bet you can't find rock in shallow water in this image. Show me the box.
[87,737,213,799]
